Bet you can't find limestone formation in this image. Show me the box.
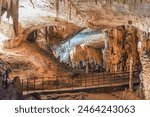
[70,45,103,70]
[0,0,19,35]
[142,36,150,56]
[105,26,141,73]
[0,0,150,100]
[141,54,150,99]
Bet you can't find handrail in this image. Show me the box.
[22,71,140,95]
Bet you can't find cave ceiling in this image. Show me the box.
[0,0,150,49]
[1,0,150,30]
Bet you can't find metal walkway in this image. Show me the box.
[22,71,140,95]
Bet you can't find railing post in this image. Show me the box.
[114,72,115,83]
[103,71,104,84]
[121,71,123,85]
[42,77,44,91]
[92,71,93,85]
[109,74,112,86]
[121,71,123,86]
[72,77,73,90]
[57,76,59,92]
[85,72,87,88]
[22,79,24,91]
[27,78,28,94]
[98,73,100,87]
[34,77,35,93]
[70,75,71,88]
[80,74,82,87]
[147,88,149,99]
[86,74,87,88]
[113,72,115,84]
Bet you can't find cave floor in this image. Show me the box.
[24,90,142,100]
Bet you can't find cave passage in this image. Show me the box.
[52,25,142,74]
[26,30,38,42]
[53,28,106,73]
[55,29,104,61]
[1,0,150,100]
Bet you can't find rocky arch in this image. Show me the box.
[3,19,80,49]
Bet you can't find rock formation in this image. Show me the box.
[0,0,149,100]
[0,0,19,35]
[141,54,150,99]
[70,45,103,70]
[105,25,141,72]
[142,36,150,56]
[0,76,23,100]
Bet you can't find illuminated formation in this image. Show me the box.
[0,0,19,35]
[0,0,150,100]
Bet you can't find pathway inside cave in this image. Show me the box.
[55,28,106,62]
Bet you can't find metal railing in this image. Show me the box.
[22,71,140,95]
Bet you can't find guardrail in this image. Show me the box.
[22,71,140,95]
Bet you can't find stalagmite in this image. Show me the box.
[129,57,133,93]
[86,61,89,74]
[106,26,141,72]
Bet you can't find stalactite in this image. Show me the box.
[30,0,35,8]
[123,0,126,4]
[0,0,19,35]
[77,0,80,6]
[0,0,2,19]
[69,1,71,20]
[56,0,59,19]
[106,0,111,6]
[45,27,48,42]
[62,0,66,8]
[11,0,19,35]
[95,0,98,4]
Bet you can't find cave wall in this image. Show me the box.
[140,32,150,99]
[36,24,79,46]
[70,45,103,68]
[105,25,141,72]
[1,0,150,49]
[142,36,150,56]
[141,54,150,99]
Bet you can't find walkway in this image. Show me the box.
[22,71,140,95]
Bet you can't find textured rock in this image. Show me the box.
[141,53,150,99]
[0,0,19,35]
[142,36,150,56]
[105,26,141,72]
[0,76,23,100]
[70,45,103,68]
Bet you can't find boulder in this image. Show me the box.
[0,76,23,100]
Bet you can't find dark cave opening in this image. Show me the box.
[26,30,38,42]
